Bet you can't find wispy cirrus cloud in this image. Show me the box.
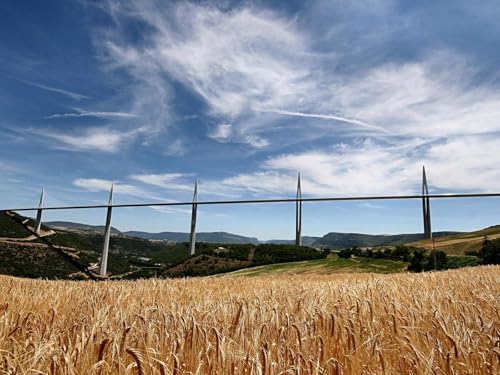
[98,1,317,148]
[254,108,391,134]
[45,109,138,119]
[148,205,192,215]
[129,171,244,199]
[74,178,144,196]
[95,1,500,152]
[129,173,193,191]
[24,81,90,101]
[73,177,193,214]
[220,171,298,195]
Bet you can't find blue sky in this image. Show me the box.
[1,0,500,240]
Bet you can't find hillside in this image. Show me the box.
[3,211,496,279]
[0,212,324,279]
[46,221,121,235]
[408,225,500,254]
[46,221,260,244]
[160,243,327,277]
[125,230,259,244]
[314,231,460,249]
[266,236,320,246]
[1,212,191,279]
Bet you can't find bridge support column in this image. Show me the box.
[295,173,302,246]
[35,188,44,235]
[99,185,114,278]
[422,166,432,239]
[189,179,198,256]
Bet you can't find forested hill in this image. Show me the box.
[46,222,259,244]
[313,231,460,249]
[125,230,259,244]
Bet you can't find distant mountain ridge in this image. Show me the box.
[125,230,260,244]
[313,231,461,249]
[46,221,461,248]
[266,237,320,246]
[46,221,121,235]
[45,222,258,244]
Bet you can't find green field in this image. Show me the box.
[227,254,407,276]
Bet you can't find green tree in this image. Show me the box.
[424,250,448,271]
[337,248,353,259]
[392,245,412,261]
[408,249,426,272]
[480,238,500,265]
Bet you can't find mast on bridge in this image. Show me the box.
[189,179,198,256]
[422,166,432,239]
[99,185,114,278]
[35,188,44,235]
[295,173,302,246]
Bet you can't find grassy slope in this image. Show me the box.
[227,254,407,276]
[408,225,500,254]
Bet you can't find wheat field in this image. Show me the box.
[0,267,499,374]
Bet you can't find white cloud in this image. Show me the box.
[37,127,135,153]
[333,52,500,138]
[129,173,193,191]
[261,141,415,196]
[208,123,232,142]
[359,202,384,209]
[73,178,114,192]
[221,171,298,195]
[149,205,192,215]
[243,135,270,148]
[424,136,500,191]
[217,135,500,197]
[73,178,145,196]
[165,139,187,156]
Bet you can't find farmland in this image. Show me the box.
[1,267,499,374]
[409,225,500,255]
[227,256,407,276]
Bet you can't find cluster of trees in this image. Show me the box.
[160,244,329,278]
[337,245,480,272]
[466,238,500,265]
[199,243,328,265]
[252,244,328,264]
[338,246,415,261]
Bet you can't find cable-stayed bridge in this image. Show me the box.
[2,166,499,278]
